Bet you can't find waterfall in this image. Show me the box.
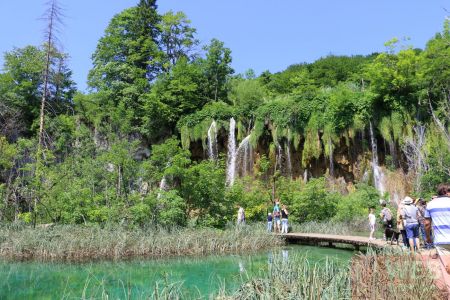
[276,144,283,174]
[207,120,218,160]
[285,141,292,178]
[157,176,168,199]
[369,122,386,195]
[237,135,252,176]
[328,138,334,177]
[226,118,237,186]
[303,169,308,183]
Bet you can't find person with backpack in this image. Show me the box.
[415,198,431,249]
[380,201,393,241]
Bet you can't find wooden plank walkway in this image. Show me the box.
[281,232,388,250]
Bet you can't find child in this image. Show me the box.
[267,213,273,232]
[368,207,376,240]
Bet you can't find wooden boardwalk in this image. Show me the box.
[281,232,388,250]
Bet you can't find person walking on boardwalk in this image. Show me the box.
[267,213,273,232]
[425,183,450,275]
[281,204,289,234]
[396,202,409,248]
[400,196,420,252]
[273,199,281,233]
[416,198,430,249]
[380,200,393,241]
[368,207,376,240]
[237,205,245,225]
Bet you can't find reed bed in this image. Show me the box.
[220,251,444,299]
[0,223,283,262]
[218,254,350,299]
[8,247,443,299]
[351,250,446,299]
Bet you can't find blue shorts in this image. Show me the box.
[405,223,419,239]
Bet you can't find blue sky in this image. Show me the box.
[0,0,448,91]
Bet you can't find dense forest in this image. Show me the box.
[0,0,449,228]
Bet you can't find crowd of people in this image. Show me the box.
[369,184,450,262]
[236,199,290,233]
[237,183,449,274]
[267,199,289,233]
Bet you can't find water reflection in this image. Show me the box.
[0,246,353,299]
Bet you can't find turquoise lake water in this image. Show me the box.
[0,245,353,299]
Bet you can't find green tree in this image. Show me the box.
[290,178,340,222]
[158,11,198,69]
[0,46,75,139]
[201,39,234,102]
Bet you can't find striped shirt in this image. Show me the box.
[424,196,450,245]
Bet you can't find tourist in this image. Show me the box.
[281,204,289,234]
[415,198,430,249]
[368,207,376,240]
[400,196,420,252]
[237,205,245,225]
[396,202,409,248]
[273,199,281,233]
[425,183,450,275]
[379,200,393,241]
[267,212,273,232]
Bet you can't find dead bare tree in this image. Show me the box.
[33,0,64,227]
[428,91,450,148]
[402,125,429,192]
[38,0,63,152]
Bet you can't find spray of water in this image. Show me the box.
[207,120,218,160]
[226,118,237,186]
[369,122,386,195]
[285,141,292,178]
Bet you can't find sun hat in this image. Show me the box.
[402,196,413,205]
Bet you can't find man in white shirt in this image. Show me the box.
[425,183,450,274]
[237,205,245,225]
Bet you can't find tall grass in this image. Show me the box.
[0,223,283,261]
[218,254,350,299]
[74,251,445,299]
[351,250,446,299]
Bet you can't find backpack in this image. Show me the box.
[383,208,392,221]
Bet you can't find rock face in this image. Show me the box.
[187,125,403,189]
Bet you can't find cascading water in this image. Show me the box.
[207,120,218,160]
[226,118,237,186]
[369,122,386,195]
[303,169,308,183]
[157,176,168,199]
[328,138,334,177]
[285,141,292,178]
[236,135,252,176]
[276,144,283,174]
